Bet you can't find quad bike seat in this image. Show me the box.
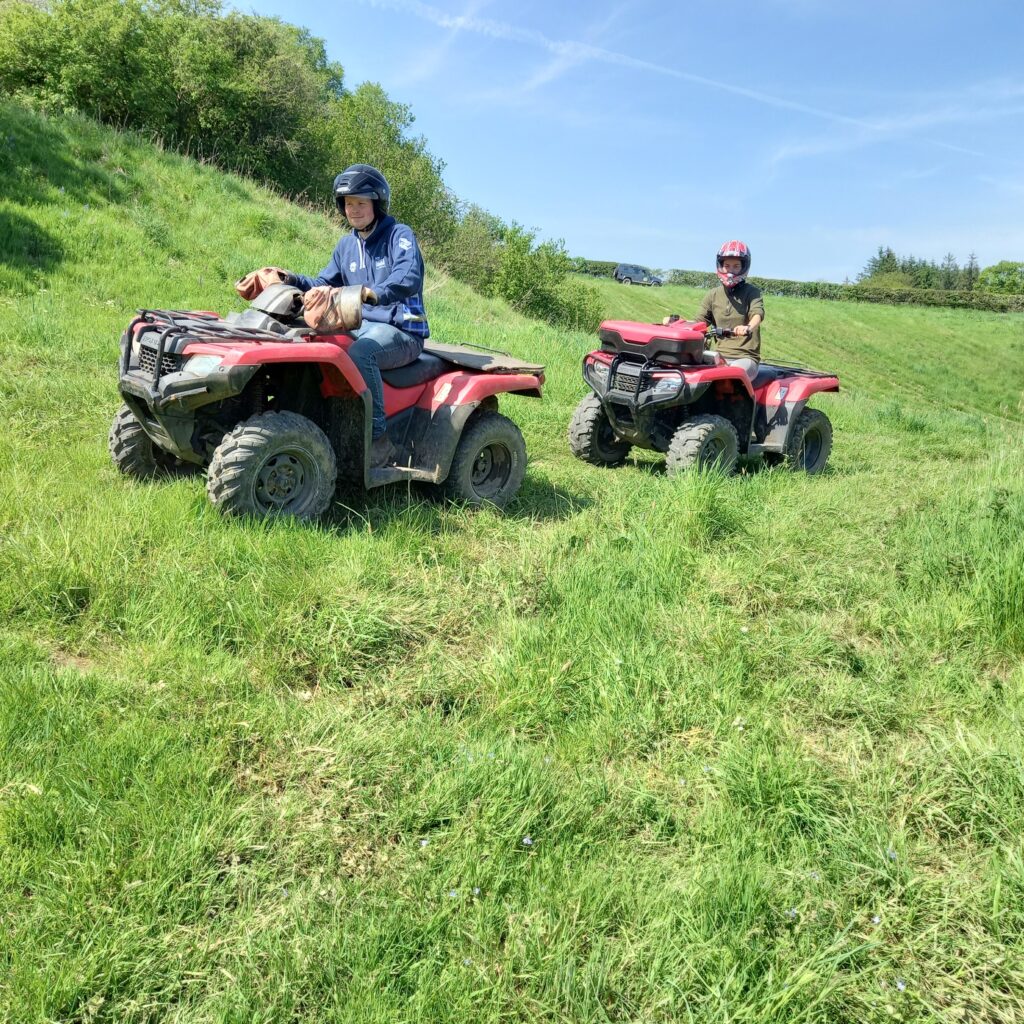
[380,352,456,388]
[751,364,782,388]
[380,341,545,388]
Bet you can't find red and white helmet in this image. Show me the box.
[716,240,751,287]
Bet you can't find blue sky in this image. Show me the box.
[240,0,1024,282]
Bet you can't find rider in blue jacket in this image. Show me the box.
[257,165,429,468]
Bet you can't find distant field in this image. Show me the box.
[2,102,1024,1023]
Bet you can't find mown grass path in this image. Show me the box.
[2,102,1024,1023]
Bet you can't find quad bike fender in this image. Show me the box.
[756,376,839,452]
[367,371,542,488]
[415,371,544,414]
[182,339,370,400]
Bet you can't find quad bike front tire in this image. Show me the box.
[568,394,631,467]
[666,414,739,475]
[779,407,833,474]
[441,411,527,509]
[109,404,183,479]
[207,411,337,519]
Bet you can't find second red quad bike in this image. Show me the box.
[569,317,839,474]
[110,285,544,518]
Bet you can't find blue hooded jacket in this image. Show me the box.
[288,215,429,338]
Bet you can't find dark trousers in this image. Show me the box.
[348,323,424,438]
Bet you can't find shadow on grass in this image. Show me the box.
[0,209,63,279]
[320,475,591,534]
[1,103,131,276]
[628,454,846,479]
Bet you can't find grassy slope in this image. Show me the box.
[2,101,1024,1023]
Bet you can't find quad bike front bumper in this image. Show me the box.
[118,339,259,463]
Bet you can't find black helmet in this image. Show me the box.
[333,164,390,219]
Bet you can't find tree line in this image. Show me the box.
[0,0,602,331]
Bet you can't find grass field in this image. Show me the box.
[2,101,1024,1023]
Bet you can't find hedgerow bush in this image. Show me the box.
[666,269,1024,313]
[436,209,603,333]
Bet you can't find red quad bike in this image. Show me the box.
[109,285,544,518]
[569,317,839,474]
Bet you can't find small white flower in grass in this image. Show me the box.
[678,778,687,786]
[740,626,749,634]
[543,756,552,765]
[472,887,481,896]
[462,958,473,966]
[702,764,712,773]
[522,836,534,847]
[808,871,820,881]
[448,889,458,899]
[887,848,898,861]
[785,908,798,920]
[420,839,429,848]
[488,752,495,760]
[895,979,906,993]
[871,915,881,925]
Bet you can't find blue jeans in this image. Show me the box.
[348,323,424,439]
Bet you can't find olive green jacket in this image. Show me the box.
[695,282,765,361]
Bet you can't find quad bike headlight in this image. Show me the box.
[652,374,683,397]
[184,354,225,376]
[585,358,610,391]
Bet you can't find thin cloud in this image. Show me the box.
[366,0,875,128]
[368,0,1024,167]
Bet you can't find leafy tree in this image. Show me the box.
[978,261,1024,295]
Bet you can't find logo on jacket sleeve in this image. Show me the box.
[375,257,387,269]
[398,236,413,251]
[349,261,357,273]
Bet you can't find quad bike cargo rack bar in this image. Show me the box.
[127,309,309,388]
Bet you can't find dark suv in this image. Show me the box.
[613,263,662,286]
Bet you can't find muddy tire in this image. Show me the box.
[568,394,631,466]
[207,411,337,519]
[666,414,739,475]
[109,404,179,479]
[781,407,833,474]
[441,412,526,509]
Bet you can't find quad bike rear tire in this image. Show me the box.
[109,404,182,479]
[568,394,631,466]
[441,411,526,509]
[207,411,337,519]
[666,414,739,475]
[778,407,833,474]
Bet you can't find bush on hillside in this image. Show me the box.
[0,0,453,241]
[437,210,603,332]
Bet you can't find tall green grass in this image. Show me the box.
[2,101,1024,1023]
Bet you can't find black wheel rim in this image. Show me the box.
[702,435,728,468]
[799,428,823,469]
[253,448,317,512]
[469,441,513,498]
[596,418,624,460]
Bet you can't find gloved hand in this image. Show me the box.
[301,286,333,330]
[234,266,289,300]
[302,285,377,331]
[662,314,681,326]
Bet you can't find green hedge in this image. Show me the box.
[571,258,617,278]
[666,270,1024,313]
